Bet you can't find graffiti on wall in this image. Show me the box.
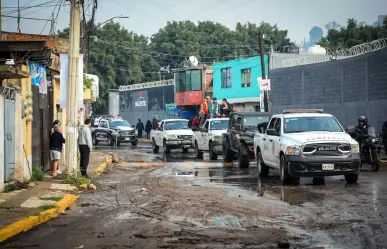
[28,61,47,94]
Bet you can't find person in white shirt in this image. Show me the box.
[78,119,93,178]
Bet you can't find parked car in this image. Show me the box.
[91,117,137,146]
[222,112,272,167]
[254,109,361,184]
[151,119,194,154]
[193,118,229,160]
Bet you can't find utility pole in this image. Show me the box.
[64,0,81,177]
[259,33,269,112]
[17,0,21,33]
[0,0,2,40]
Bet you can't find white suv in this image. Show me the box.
[253,109,361,184]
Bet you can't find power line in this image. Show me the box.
[148,0,180,19]
[1,15,52,21]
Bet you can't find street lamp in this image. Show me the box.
[95,16,129,29]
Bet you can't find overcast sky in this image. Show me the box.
[2,0,386,43]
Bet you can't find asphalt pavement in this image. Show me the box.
[2,142,387,249]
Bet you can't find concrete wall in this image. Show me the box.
[213,56,268,101]
[0,94,4,192]
[270,48,387,130]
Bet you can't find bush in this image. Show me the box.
[62,176,91,186]
[32,166,45,181]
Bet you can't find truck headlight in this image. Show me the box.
[350,144,360,153]
[112,131,119,136]
[285,145,301,155]
[166,135,177,140]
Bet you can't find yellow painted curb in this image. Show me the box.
[96,162,109,176]
[0,194,79,243]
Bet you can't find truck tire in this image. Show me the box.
[92,135,98,146]
[256,150,269,177]
[195,141,203,159]
[280,155,291,185]
[223,139,233,163]
[345,173,359,183]
[152,138,159,153]
[117,141,121,146]
[163,140,171,154]
[108,135,115,146]
[209,141,218,160]
[371,151,380,172]
[238,144,250,168]
[131,140,138,146]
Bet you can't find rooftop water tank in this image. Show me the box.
[307,45,327,55]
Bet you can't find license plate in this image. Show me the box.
[322,164,334,170]
[183,145,191,148]
[125,138,130,141]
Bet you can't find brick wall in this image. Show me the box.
[270,48,387,130]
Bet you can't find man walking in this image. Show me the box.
[78,119,93,178]
[136,119,144,138]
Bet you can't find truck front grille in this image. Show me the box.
[120,131,133,136]
[178,135,193,140]
[303,143,350,156]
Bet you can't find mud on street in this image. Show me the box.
[3,143,387,249]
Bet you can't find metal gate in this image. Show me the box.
[3,87,16,182]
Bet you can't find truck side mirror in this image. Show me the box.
[200,127,208,132]
[266,129,279,136]
[132,124,135,128]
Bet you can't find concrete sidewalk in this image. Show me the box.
[0,151,111,243]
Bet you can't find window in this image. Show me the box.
[210,120,228,130]
[109,120,130,128]
[174,70,202,92]
[164,121,189,130]
[185,70,191,91]
[221,68,232,88]
[191,70,202,90]
[274,118,281,134]
[241,68,251,88]
[231,115,239,129]
[268,118,277,130]
[100,121,108,128]
[204,121,209,130]
[284,116,344,133]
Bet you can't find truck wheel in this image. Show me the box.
[257,150,269,177]
[152,138,159,153]
[280,155,291,185]
[195,141,203,159]
[209,141,218,160]
[131,140,138,146]
[371,151,380,172]
[182,148,189,153]
[223,139,233,163]
[108,135,115,146]
[163,140,171,154]
[117,141,121,146]
[345,173,359,183]
[238,145,250,168]
[92,135,98,146]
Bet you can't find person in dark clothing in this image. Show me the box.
[78,119,93,178]
[145,120,152,139]
[152,115,160,130]
[50,124,65,177]
[221,98,232,117]
[192,116,200,129]
[136,119,144,138]
[355,116,370,148]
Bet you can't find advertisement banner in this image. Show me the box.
[174,90,203,106]
[28,61,47,94]
[165,103,179,116]
[132,90,148,112]
[60,54,84,108]
[85,74,99,100]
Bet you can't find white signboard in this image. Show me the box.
[258,78,271,91]
[60,54,84,108]
[85,74,99,99]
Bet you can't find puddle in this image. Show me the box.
[264,187,309,205]
[176,171,195,177]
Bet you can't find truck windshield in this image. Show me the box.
[244,116,271,128]
[165,121,189,130]
[210,120,228,130]
[109,120,130,128]
[284,116,343,133]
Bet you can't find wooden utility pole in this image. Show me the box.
[259,33,269,112]
[0,0,2,39]
[64,0,81,177]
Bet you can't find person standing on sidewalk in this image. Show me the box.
[145,120,152,139]
[78,119,93,178]
[50,124,65,177]
[136,119,144,138]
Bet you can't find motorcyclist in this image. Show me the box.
[355,116,369,147]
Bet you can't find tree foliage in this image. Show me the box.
[319,17,387,51]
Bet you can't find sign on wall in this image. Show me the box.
[174,91,203,106]
[59,54,84,108]
[28,61,47,94]
[132,91,148,111]
[165,103,179,116]
[258,78,271,91]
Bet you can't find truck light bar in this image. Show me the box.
[283,109,324,114]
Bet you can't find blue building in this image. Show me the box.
[212,55,268,112]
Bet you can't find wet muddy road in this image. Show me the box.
[3,143,387,249]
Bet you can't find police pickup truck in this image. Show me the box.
[151,119,194,154]
[91,117,138,146]
[193,118,229,160]
[253,109,361,184]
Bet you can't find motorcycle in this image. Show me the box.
[358,126,381,172]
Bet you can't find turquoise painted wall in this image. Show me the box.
[212,55,269,100]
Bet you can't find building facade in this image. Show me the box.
[212,56,268,112]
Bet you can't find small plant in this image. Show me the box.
[32,166,44,181]
[62,176,91,186]
[39,197,62,202]
[3,184,18,193]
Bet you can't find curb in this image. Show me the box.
[0,194,79,243]
[96,162,110,176]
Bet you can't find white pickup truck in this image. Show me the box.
[254,109,361,184]
[193,118,229,160]
[151,119,194,154]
